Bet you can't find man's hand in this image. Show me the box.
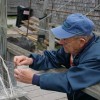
[14,55,33,66]
[14,68,34,84]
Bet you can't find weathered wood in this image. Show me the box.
[22,20,39,26]
[13,27,38,41]
[22,23,39,32]
[30,17,40,23]
[7,42,31,56]
[21,16,40,35]
[48,30,55,50]
[83,84,100,100]
[48,23,58,50]
[13,27,27,36]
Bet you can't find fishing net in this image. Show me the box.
[0,56,27,100]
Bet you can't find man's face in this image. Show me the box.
[59,37,84,55]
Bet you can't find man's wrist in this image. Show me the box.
[32,74,40,86]
[29,58,33,65]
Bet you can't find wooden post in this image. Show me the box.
[47,23,56,50]
[48,30,55,50]
[0,0,9,87]
[39,0,49,35]
[0,0,7,60]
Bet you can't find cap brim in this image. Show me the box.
[51,26,75,39]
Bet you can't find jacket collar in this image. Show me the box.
[75,33,97,58]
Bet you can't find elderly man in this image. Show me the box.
[14,13,100,100]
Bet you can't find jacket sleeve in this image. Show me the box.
[39,58,100,94]
[29,47,70,70]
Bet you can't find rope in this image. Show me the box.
[85,3,100,15]
[0,55,15,98]
[0,76,9,97]
[38,2,100,32]
[35,0,72,32]
[40,0,73,22]
[26,0,32,37]
[37,27,50,32]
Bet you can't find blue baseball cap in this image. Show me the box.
[51,13,95,39]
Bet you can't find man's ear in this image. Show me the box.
[80,38,86,42]
[79,38,86,46]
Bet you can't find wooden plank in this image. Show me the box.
[83,84,100,100]
[13,27,38,41]
[29,92,67,100]
[17,82,67,100]
[22,24,39,32]
[7,42,31,56]
[22,20,39,26]
[43,0,49,15]
[30,17,40,23]
[18,26,38,35]
[48,30,55,50]
[13,27,27,36]
[20,17,40,36]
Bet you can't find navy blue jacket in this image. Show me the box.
[29,34,100,99]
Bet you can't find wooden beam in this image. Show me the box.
[83,83,100,100]
[22,20,39,26]
[13,27,38,41]
[7,42,31,56]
